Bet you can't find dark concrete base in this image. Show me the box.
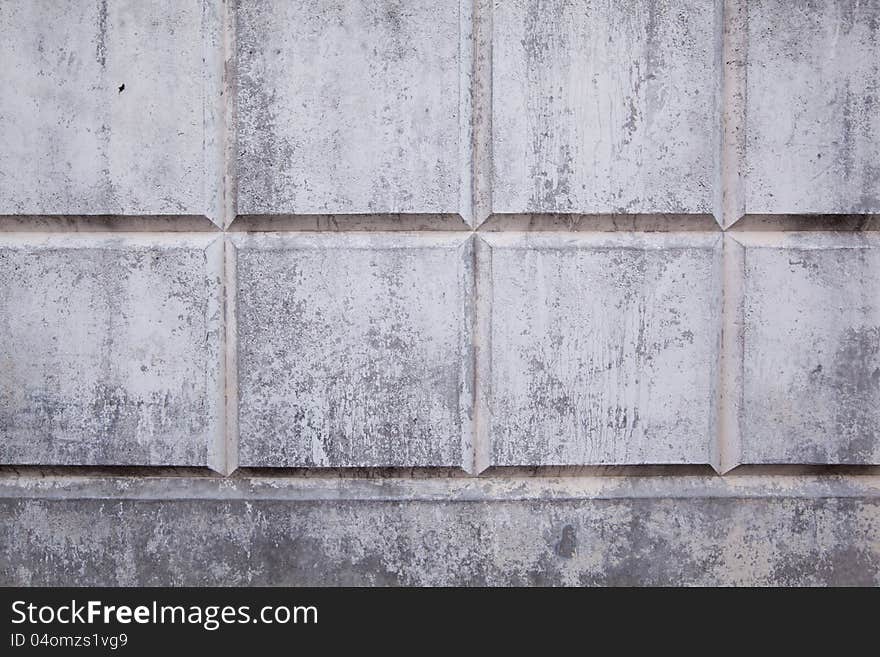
[2,475,877,586]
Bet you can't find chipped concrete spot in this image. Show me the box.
[554,524,577,559]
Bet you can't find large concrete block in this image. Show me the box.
[0,0,224,223]
[477,233,722,468]
[232,233,473,469]
[0,235,224,469]
[743,0,880,215]
[1,475,877,586]
[235,0,468,220]
[731,233,880,464]
[490,0,718,216]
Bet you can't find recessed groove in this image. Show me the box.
[0,214,221,232]
[722,464,880,476]
[473,235,492,474]
[728,214,880,231]
[227,213,471,232]
[478,213,721,232]
[0,465,473,480]
[2,463,875,482]
[719,233,745,473]
[487,464,880,478]
[224,237,239,477]
[233,467,472,479]
[481,465,719,477]
[0,465,217,479]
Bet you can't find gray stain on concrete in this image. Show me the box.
[0,1,879,586]
[0,237,222,467]
[1,492,877,586]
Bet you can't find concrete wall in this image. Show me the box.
[0,0,878,585]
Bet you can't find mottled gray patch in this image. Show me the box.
[234,0,461,217]
[1,493,876,586]
[235,234,471,468]
[0,237,221,466]
[741,235,880,464]
[95,0,107,67]
[0,0,208,215]
[484,234,720,466]
[554,524,577,558]
[744,0,880,214]
[492,0,716,214]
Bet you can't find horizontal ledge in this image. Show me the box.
[227,231,471,249]
[227,213,723,233]
[4,464,875,481]
[9,213,876,234]
[0,472,877,502]
[229,213,471,231]
[2,463,876,480]
[728,214,880,231]
[0,214,222,231]
[483,466,719,476]
[0,465,217,478]
[235,466,470,478]
[0,232,222,247]
[6,476,877,585]
[477,231,721,249]
[479,213,721,232]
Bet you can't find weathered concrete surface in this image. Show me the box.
[733,233,880,465]
[490,0,718,215]
[0,235,224,470]
[1,475,877,586]
[235,0,468,219]
[2,1,880,588]
[743,0,880,215]
[0,0,223,223]
[232,233,473,469]
[478,233,721,468]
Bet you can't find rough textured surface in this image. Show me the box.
[480,233,721,467]
[1,476,877,586]
[744,0,880,215]
[490,0,717,215]
[233,234,473,469]
[736,233,880,465]
[0,0,222,222]
[2,1,880,587]
[235,0,467,218]
[0,235,224,469]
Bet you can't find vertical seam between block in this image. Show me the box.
[460,236,476,474]
[719,234,744,473]
[204,236,227,474]
[224,237,239,474]
[474,235,493,473]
